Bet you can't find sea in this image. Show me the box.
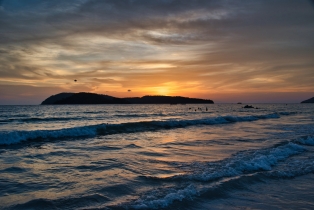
[0,104,314,210]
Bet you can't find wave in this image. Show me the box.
[130,160,312,210]
[0,113,280,145]
[113,113,167,118]
[6,136,314,210]
[126,136,314,209]
[295,135,314,146]
[9,193,109,210]
[113,111,190,118]
[82,111,108,114]
[278,111,298,116]
[143,137,314,183]
[130,184,198,209]
[0,113,179,123]
[0,117,82,123]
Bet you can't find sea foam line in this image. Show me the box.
[0,113,279,145]
[158,136,314,182]
[131,185,198,209]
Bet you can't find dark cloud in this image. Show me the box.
[0,0,230,45]
[1,0,313,46]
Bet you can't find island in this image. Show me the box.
[41,92,214,105]
[301,97,314,103]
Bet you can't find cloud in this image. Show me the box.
[0,0,313,104]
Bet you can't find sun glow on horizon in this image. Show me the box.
[139,82,182,96]
[144,86,171,96]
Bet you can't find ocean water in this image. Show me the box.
[0,104,314,209]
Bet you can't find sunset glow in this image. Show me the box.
[0,0,313,104]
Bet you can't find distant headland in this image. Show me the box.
[41,92,214,105]
[301,97,314,103]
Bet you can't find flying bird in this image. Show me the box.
[128,89,131,92]
[74,79,77,82]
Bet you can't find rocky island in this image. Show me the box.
[41,92,214,105]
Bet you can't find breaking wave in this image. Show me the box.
[0,113,280,145]
[126,136,314,209]
[154,137,313,182]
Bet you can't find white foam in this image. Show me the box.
[174,142,306,182]
[0,124,106,145]
[130,139,312,209]
[297,136,314,146]
[268,157,314,178]
[278,111,298,116]
[0,113,281,145]
[131,185,198,209]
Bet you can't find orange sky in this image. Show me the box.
[0,0,313,104]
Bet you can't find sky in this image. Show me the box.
[0,0,313,104]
